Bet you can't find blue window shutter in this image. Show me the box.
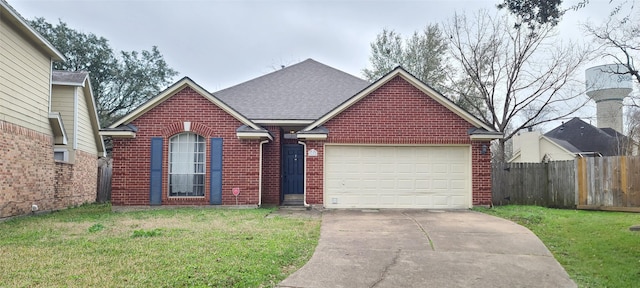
[210,138,223,205]
[150,137,163,205]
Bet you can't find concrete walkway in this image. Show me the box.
[277,209,576,288]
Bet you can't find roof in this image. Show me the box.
[544,117,629,156]
[108,77,264,132]
[214,59,370,121]
[544,136,582,153]
[52,71,89,86]
[0,0,65,61]
[303,66,500,135]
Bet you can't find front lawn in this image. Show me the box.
[0,204,320,287]
[476,205,640,287]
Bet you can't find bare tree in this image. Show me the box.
[625,107,640,155]
[443,10,594,162]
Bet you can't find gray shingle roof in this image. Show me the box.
[52,70,88,86]
[544,117,630,156]
[545,136,582,153]
[214,59,370,121]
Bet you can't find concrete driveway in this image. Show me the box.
[278,209,576,288]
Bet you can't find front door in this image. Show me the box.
[282,144,304,195]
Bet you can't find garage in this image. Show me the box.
[324,145,471,209]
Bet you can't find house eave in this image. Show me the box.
[470,134,503,140]
[253,119,314,125]
[99,130,136,138]
[236,132,273,141]
[0,1,65,61]
[48,112,67,145]
[297,133,328,140]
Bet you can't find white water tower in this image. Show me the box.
[585,64,632,133]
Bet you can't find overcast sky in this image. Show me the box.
[10,0,616,95]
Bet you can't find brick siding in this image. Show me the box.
[111,87,262,206]
[304,76,492,206]
[54,150,98,208]
[261,126,281,204]
[0,121,98,218]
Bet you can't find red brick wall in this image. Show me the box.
[111,87,262,206]
[0,121,98,218]
[54,150,98,208]
[261,126,281,205]
[471,142,492,205]
[0,121,56,217]
[304,76,492,206]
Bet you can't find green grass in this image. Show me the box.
[0,204,320,287]
[475,205,640,288]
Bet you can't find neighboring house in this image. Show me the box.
[51,71,106,207]
[0,0,104,218]
[103,59,501,209]
[510,117,633,163]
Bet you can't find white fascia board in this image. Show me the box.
[73,87,79,149]
[52,81,84,87]
[99,131,136,138]
[109,78,261,131]
[253,119,314,125]
[507,150,521,163]
[81,78,106,155]
[470,134,503,140]
[48,112,68,145]
[236,132,273,141]
[297,134,327,140]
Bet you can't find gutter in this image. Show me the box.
[258,139,269,207]
[297,141,311,208]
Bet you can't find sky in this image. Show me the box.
[9,0,615,90]
[7,0,627,129]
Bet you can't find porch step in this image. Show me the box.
[282,194,304,206]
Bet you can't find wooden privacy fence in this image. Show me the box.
[97,158,112,203]
[492,161,576,208]
[492,156,640,211]
[576,156,640,211]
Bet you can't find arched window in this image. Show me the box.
[169,132,205,197]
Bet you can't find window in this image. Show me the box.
[169,133,206,197]
[54,148,69,162]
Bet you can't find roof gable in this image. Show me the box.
[52,70,106,156]
[303,67,496,133]
[0,0,64,61]
[109,77,261,131]
[214,59,370,121]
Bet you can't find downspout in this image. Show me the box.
[258,139,269,207]
[298,141,311,208]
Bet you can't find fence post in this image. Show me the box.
[576,157,587,205]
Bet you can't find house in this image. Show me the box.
[103,59,501,209]
[0,0,105,218]
[510,117,634,163]
[51,71,106,207]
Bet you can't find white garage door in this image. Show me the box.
[324,145,470,209]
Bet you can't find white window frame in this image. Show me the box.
[168,132,206,197]
[54,148,69,162]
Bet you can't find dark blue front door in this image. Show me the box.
[282,144,304,195]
